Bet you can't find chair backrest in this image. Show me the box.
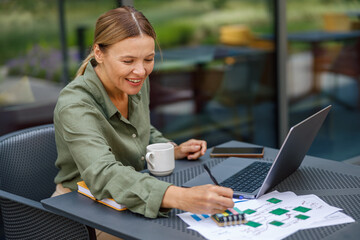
[0,124,95,240]
[0,124,58,201]
[214,54,266,106]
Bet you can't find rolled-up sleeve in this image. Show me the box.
[56,103,172,218]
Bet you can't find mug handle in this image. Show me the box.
[145,152,155,169]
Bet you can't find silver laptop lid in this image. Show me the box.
[256,105,332,198]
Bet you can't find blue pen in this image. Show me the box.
[233,193,254,200]
[233,194,244,199]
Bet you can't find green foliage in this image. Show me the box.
[212,0,228,9]
[156,22,196,48]
[6,45,79,83]
[1,0,360,83]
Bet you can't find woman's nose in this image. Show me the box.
[133,63,146,76]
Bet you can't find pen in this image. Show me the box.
[203,164,220,186]
[203,164,251,200]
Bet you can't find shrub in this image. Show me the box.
[6,45,79,83]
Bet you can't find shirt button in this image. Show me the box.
[132,133,136,138]
[141,156,145,161]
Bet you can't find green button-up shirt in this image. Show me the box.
[54,61,172,218]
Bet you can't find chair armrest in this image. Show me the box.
[0,189,48,212]
[0,189,95,240]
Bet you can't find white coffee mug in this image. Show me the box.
[146,143,175,176]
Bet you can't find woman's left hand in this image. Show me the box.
[174,139,207,160]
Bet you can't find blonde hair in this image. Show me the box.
[76,6,157,77]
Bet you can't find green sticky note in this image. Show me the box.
[246,221,262,228]
[270,208,289,215]
[243,209,256,214]
[233,207,243,214]
[270,220,284,226]
[267,198,282,204]
[293,206,311,213]
[295,214,310,220]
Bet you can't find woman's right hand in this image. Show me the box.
[161,185,234,214]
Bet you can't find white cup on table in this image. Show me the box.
[146,143,175,176]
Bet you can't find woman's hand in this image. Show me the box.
[161,185,234,214]
[174,139,207,160]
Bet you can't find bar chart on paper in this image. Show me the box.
[190,214,210,222]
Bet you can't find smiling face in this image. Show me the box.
[94,35,155,98]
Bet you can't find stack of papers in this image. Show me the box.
[178,191,354,240]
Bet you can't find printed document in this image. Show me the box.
[178,191,354,240]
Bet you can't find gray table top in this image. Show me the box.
[153,45,268,71]
[262,30,360,43]
[41,140,360,240]
[287,30,360,43]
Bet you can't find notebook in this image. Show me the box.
[183,105,332,199]
[77,181,127,211]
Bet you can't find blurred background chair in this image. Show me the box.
[203,52,269,143]
[0,77,62,136]
[311,13,360,107]
[0,124,95,240]
[326,39,360,109]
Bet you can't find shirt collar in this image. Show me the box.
[83,61,143,119]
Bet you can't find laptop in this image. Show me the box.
[183,105,332,199]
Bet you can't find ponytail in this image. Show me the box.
[76,51,95,77]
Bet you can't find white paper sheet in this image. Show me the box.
[302,211,355,229]
[178,191,354,240]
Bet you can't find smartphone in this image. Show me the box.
[210,147,264,158]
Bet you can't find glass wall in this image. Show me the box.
[287,0,360,161]
[0,0,60,135]
[2,0,358,160]
[137,0,278,149]
[0,0,278,149]
[0,0,117,81]
[0,0,116,135]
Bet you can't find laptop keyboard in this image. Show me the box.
[220,161,272,193]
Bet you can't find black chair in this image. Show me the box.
[0,124,95,240]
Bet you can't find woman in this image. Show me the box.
[53,6,233,222]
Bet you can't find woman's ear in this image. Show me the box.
[93,44,104,64]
